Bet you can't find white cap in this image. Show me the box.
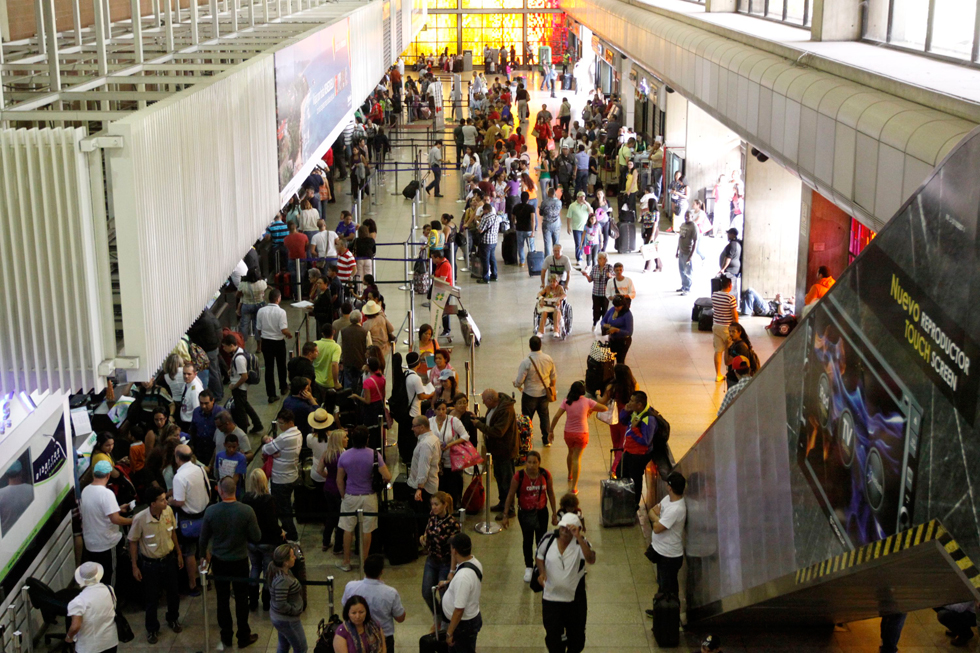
[558,513,582,529]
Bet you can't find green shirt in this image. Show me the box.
[313,338,342,388]
[199,501,261,561]
[617,145,633,167]
[567,201,592,231]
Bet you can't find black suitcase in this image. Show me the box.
[527,250,544,275]
[293,484,320,523]
[652,594,681,647]
[403,180,421,199]
[393,473,414,502]
[585,356,615,396]
[469,251,482,279]
[381,501,419,565]
[502,229,518,265]
[419,585,449,653]
[615,223,637,254]
[600,450,636,527]
[698,308,714,332]
[691,297,712,322]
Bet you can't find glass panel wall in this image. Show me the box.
[862,0,980,63]
[736,0,812,27]
[408,13,459,59]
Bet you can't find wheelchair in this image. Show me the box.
[533,298,573,340]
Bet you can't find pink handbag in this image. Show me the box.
[449,441,484,472]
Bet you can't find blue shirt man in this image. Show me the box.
[342,555,406,652]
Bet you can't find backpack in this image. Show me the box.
[516,414,533,465]
[185,338,210,371]
[650,409,670,445]
[235,351,261,385]
[529,530,560,592]
[766,314,797,337]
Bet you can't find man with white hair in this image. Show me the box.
[66,562,118,653]
[535,512,596,653]
[80,459,132,587]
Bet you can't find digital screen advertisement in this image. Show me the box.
[275,19,353,194]
[676,126,980,615]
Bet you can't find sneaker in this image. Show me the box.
[439,330,451,338]
[645,609,655,617]
[336,562,353,572]
[523,568,533,583]
[187,586,202,597]
[147,631,159,644]
[268,397,278,404]
[552,331,561,338]
[477,279,489,284]
[460,267,469,272]
[680,291,689,296]
[675,288,685,292]
[168,621,183,633]
[490,277,498,282]
[249,425,264,434]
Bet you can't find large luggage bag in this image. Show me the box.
[691,297,712,322]
[698,308,714,332]
[652,594,681,647]
[585,356,615,396]
[469,251,482,279]
[502,229,518,265]
[403,179,421,199]
[615,223,637,254]
[381,500,419,565]
[275,271,293,300]
[527,250,544,276]
[419,586,449,653]
[600,449,636,527]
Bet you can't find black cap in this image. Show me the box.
[726,228,739,236]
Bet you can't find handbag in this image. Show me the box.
[589,341,614,362]
[371,449,385,494]
[107,587,134,643]
[608,221,620,240]
[449,441,484,472]
[597,403,618,425]
[528,356,556,402]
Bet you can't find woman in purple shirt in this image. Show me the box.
[601,295,634,363]
[333,595,386,653]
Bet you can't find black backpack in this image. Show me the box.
[235,351,260,385]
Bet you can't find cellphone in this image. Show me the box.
[128,500,136,510]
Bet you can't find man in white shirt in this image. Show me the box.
[256,288,293,404]
[438,533,483,652]
[407,416,442,530]
[221,334,265,435]
[310,219,338,259]
[645,471,687,608]
[425,141,444,197]
[178,363,204,430]
[169,444,210,595]
[80,460,132,587]
[605,262,636,300]
[514,335,557,448]
[535,512,596,653]
[66,562,118,653]
[398,353,435,470]
[261,408,303,542]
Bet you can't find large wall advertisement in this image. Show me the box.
[681,128,980,615]
[275,18,353,195]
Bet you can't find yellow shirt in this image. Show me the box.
[128,505,177,559]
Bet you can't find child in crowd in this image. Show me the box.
[215,434,247,498]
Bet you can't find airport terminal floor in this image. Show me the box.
[106,76,965,653]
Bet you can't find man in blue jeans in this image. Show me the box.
[426,141,444,197]
[477,200,500,284]
[566,191,594,265]
[540,187,563,254]
[512,191,537,266]
[574,144,590,195]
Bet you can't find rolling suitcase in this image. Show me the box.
[691,297,712,322]
[313,578,342,653]
[600,449,636,527]
[526,250,544,276]
[419,586,449,653]
[275,271,293,300]
[652,594,681,647]
[615,223,637,254]
[381,500,419,565]
[403,179,421,199]
[294,457,320,523]
[502,229,518,265]
[392,473,414,502]
[469,251,482,279]
[698,308,714,332]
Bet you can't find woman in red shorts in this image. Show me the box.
[549,381,607,494]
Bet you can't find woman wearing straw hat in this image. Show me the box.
[361,301,395,362]
[66,562,118,653]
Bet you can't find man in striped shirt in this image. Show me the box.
[477,200,501,284]
[335,239,356,283]
[264,214,289,273]
[711,276,738,382]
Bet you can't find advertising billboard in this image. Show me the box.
[275,19,353,194]
[679,127,980,615]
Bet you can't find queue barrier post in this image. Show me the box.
[200,565,211,653]
[357,509,367,576]
[399,240,412,293]
[13,630,22,653]
[18,586,32,653]
[474,453,500,535]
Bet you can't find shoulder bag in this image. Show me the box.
[528,356,556,402]
[177,466,212,538]
[529,530,560,592]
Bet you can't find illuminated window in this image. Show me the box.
[460,0,522,9]
[736,0,811,27]
[527,0,560,8]
[527,12,567,62]
[408,13,459,60]
[461,13,523,63]
[428,0,457,9]
[863,0,977,61]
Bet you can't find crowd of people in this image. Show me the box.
[61,63,807,653]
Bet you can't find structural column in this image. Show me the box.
[741,150,803,299]
[620,55,634,129]
[684,103,741,207]
[810,0,861,41]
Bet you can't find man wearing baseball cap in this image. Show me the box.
[717,355,753,416]
[535,512,596,653]
[80,459,132,587]
[645,471,687,607]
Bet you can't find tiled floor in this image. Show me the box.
[105,73,972,652]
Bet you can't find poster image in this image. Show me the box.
[0,450,34,537]
[276,19,353,191]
